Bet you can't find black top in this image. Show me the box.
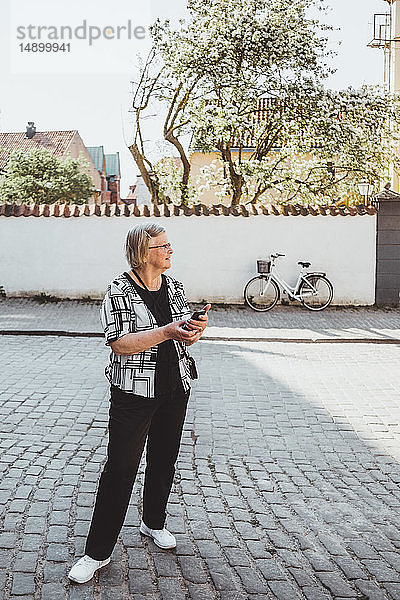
[124,272,181,393]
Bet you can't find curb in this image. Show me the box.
[205,336,400,344]
[1,330,400,344]
[0,330,102,338]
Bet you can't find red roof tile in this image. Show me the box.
[0,202,377,218]
[0,130,77,169]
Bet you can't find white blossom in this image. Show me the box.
[131,0,400,206]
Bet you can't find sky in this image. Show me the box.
[0,0,389,196]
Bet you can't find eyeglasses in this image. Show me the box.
[148,243,172,250]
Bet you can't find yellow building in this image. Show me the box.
[190,148,251,205]
[189,98,280,205]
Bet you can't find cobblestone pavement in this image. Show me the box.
[1,298,400,341]
[1,333,400,599]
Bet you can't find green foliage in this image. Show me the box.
[0,148,95,204]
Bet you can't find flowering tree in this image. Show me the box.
[0,149,95,204]
[131,0,400,206]
[129,45,203,205]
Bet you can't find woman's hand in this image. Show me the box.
[184,306,210,345]
[185,305,210,333]
[163,320,199,343]
[185,328,203,346]
[185,313,208,332]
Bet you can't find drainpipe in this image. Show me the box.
[388,1,400,190]
[390,0,400,93]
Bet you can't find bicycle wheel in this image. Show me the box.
[299,275,333,311]
[244,276,280,311]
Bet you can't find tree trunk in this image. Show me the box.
[218,143,243,206]
[250,187,267,204]
[164,131,191,204]
[128,143,160,204]
[163,81,201,205]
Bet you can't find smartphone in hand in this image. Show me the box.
[190,303,211,320]
[183,303,211,329]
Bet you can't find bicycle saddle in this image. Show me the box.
[298,261,311,268]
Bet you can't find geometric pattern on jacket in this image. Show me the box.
[100,272,192,397]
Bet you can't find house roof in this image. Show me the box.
[105,152,120,177]
[0,130,77,170]
[0,202,377,218]
[123,184,137,204]
[190,97,282,152]
[86,146,105,172]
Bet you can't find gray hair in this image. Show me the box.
[125,223,166,268]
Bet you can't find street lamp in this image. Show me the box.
[357,180,374,205]
[325,164,375,205]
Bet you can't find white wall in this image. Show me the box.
[0,214,376,304]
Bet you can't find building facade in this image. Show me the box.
[0,125,102,196]
[86,146,121,204]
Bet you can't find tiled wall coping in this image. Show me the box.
[0,202,377,218]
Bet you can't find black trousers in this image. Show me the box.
[84,380,189,561]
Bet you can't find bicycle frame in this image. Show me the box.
[260,264,320,301]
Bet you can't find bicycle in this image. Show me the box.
[244,253,334,312]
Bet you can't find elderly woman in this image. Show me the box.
[68,223,209,584]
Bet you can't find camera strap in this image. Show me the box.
[130,268,151,291]
[129,269,164,325]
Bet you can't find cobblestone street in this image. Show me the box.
[1,303,400,599]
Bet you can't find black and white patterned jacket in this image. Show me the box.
[100,272,192,397]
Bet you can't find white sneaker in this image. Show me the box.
[68,554,111,583]
[139,521,176,549]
